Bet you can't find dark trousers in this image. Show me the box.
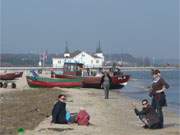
[152,97,164,128]
[103,84,110,99]
[139,115,160,129]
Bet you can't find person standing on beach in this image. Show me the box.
[51,94,67,124]
[100,71,112,99]
[149,69,169,128]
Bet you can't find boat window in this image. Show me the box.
[70,65,74,72]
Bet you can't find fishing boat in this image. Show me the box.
[52,62,83,79]
[81,74,130,89]
[54,74,78,79]
[26,76,82,88]
[53,62,130,89]
[0,72,23,80]
[14,72,23,78]
[0,72,17,80]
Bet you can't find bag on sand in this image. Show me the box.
[77,110,90,126]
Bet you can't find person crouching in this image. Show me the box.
[132,99,162,129]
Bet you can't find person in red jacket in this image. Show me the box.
[77,107,90,126]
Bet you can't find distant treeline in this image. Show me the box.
[0,53,52,67]
[0,53,178,67]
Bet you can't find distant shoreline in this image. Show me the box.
[0,66,179,71]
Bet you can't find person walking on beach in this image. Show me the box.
[51,94,67,124]
[149,69,169,128]
[100,71,112,99]
[132,99,161,129]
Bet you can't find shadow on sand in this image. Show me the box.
[38,128,74,132]
[164,123,180,128]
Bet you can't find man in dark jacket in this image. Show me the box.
[51,94,67,124]
[132,99,161,129]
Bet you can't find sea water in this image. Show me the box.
[120,69,180,115]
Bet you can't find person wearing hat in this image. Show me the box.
[149,69,169,128]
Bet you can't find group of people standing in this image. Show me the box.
[132,69,169,129]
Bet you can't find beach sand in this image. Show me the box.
[25,88,180,135]
[0,73,180,135]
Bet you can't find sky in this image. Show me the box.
[1,0,179,59]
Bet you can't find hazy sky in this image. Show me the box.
[1,0,179,59]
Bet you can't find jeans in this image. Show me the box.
[103,84,110,99]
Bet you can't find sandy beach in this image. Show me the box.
[0,73,180,135]
[24,88,180,135]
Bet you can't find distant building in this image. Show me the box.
[52,45,104,68]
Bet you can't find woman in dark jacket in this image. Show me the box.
[51,95,67,124]
[149,69,169,128]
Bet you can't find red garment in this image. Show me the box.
[77,110,90,126]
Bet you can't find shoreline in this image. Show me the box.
[119,90,180,116]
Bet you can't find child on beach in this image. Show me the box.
[132,99,161,129]
[77,107,90,126]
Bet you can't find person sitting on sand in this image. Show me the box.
[51,94,67,124]
[77,107,90,126]
[132,99,161,129]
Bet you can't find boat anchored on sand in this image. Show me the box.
[26,71,82,88]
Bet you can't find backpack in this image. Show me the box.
[77,110,90,126]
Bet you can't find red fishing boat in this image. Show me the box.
[52,63,83,79]
[0,72,17,80]
[81,74,130,89]
[26,76,82,88]
[53,62,130,89]
[14,72,23,78]
[0,72,23,80]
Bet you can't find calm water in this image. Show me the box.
[120,69,180,115]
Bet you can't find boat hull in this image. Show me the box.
[14,72,23,78]
[26,76,82,88]
[54,74,78,79]
[0,73,17,80]
[81,75,130,89]
[0,72,23,80]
